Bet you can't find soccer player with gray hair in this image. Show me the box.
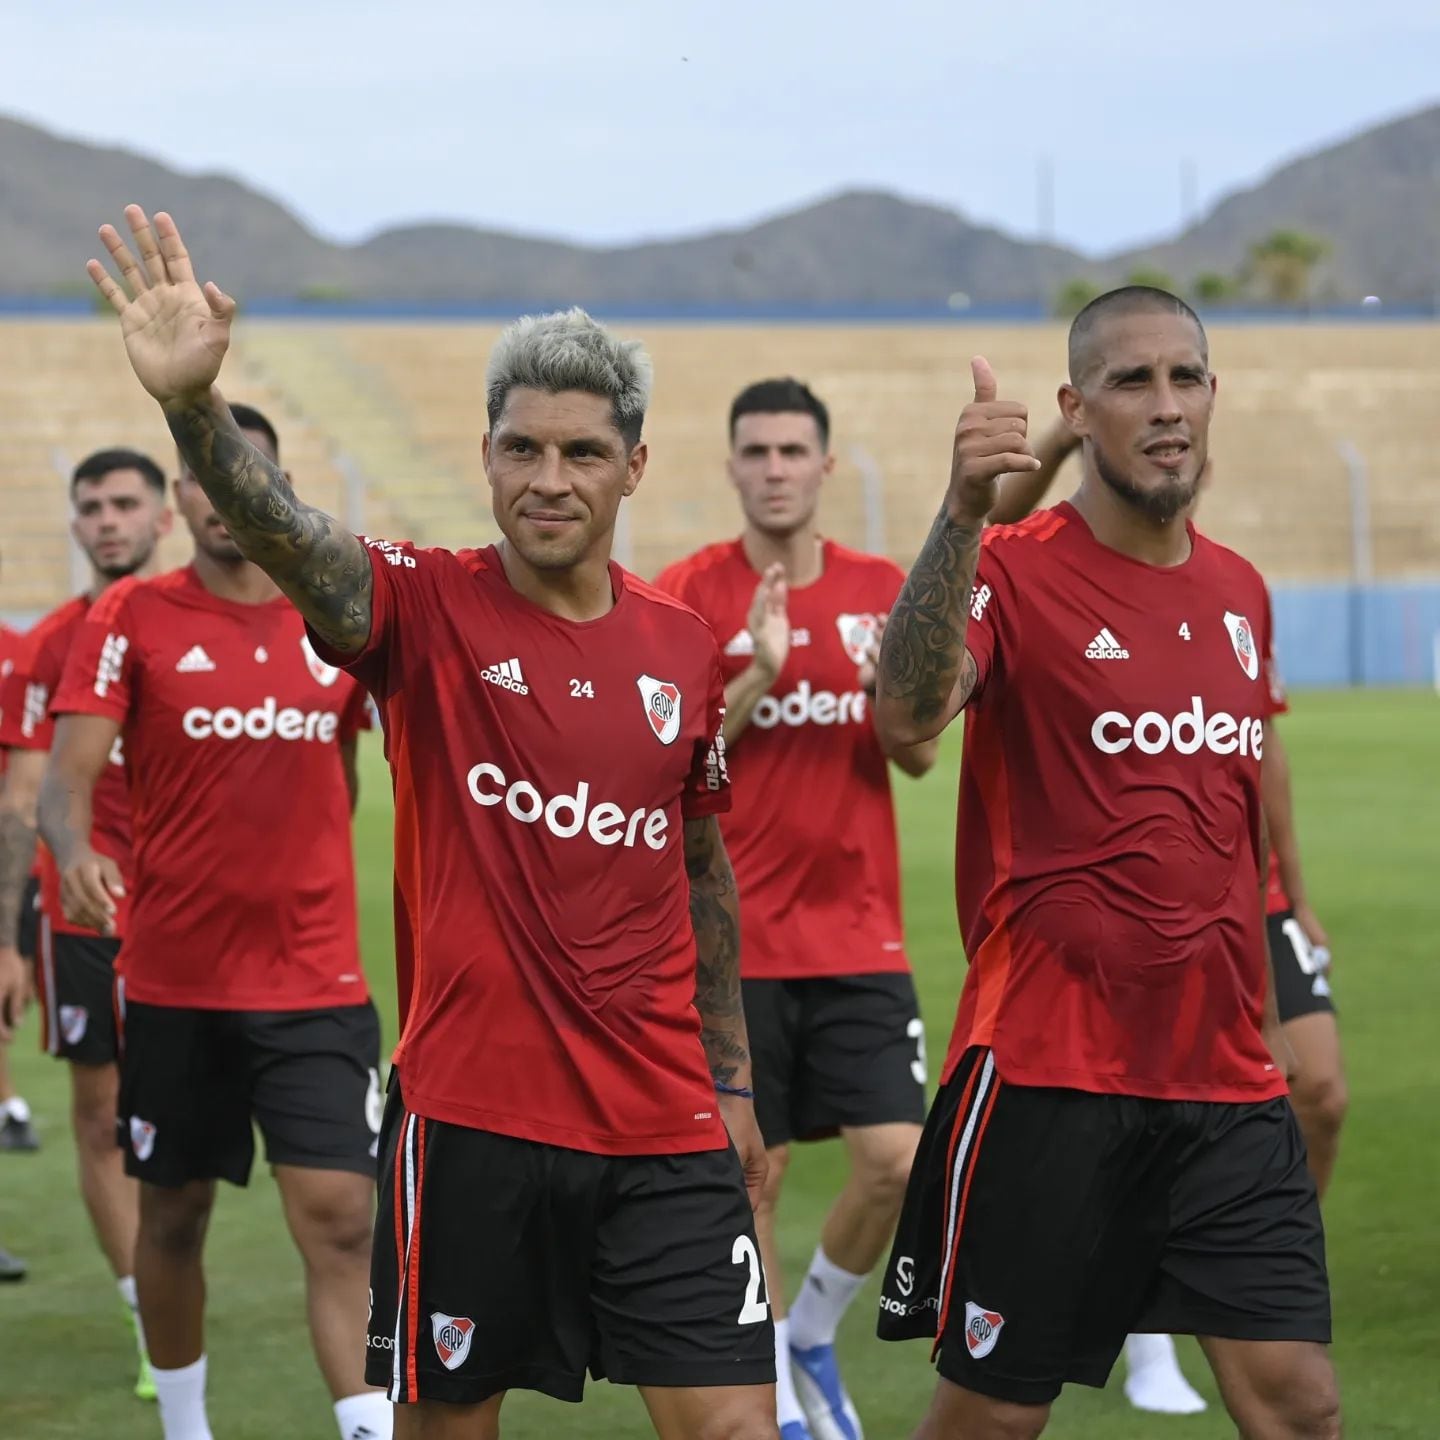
[86,206,777,1440]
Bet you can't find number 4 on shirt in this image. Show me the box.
[1179,622,1192,641]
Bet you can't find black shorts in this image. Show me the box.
[116,998,382,1187]
[744,972,927,1146]
[16,876,40,964]
[368,1075,775,1405]
[37,923,120,1065]
[878,1047,1331,1406]
[1269,909,1336,1023]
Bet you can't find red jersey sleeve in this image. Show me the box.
[0,635,38,749]
[51,583,140,725]
[1260,586,1288,719]
[681,646,732,820]
[962,535,1020,707]
[651,560,694,605]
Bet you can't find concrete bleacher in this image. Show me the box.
[3,319,1438,619]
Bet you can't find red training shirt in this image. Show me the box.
[51,566,369,1010]
[947,503,1287,1104]
[0,624,21,777]
[0,598,135,938]
[310,538,732,1156]
[655,539,909,979]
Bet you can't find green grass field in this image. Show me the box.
[3,690,1437,1438]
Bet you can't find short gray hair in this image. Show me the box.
[485,307,653,447]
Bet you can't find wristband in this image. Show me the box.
[715,1082,754,1099]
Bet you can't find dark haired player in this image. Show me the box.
[658,379,937,1440]
[41,404,388,1440]
[0,450,173,1390]
[873,288,1339,1439]
[85,205,778,1440]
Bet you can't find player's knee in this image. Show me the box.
[1296,1071,1348,1140]
[1280,1375,1341,1438]
[690,1399,780,1440]
[140,1189,211,1258]
[755,1146,789,1215]
[294,1185,375,1264]
[856,1147,915,1212]
[71,1091,119,1157]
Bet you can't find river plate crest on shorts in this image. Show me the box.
[637,675,682,745]
[431,1312,475,1370]
[964,1300,1005,1359]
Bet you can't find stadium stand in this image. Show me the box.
[3,320,1438,616]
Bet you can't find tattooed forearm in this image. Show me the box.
[684,817,751,1087]
[876,503,983,739]
[0,812,37,950]
[164,391,373,653]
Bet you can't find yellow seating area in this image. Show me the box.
[4,320,1437,617]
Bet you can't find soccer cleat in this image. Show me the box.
[0,1109,40,1152]
[780,1423,814,1440]
[790,1342,863,1440]
[0,1244,27,1281]
[123,1297,157,1400]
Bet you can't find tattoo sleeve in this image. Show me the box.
[164,389,373,654]
[0,752,43,950]
[684,815,751,1088]
[876,502,983,738]
[0,812,37,951]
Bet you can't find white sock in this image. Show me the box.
[151,1355,213,1440]
[1124,1333,1207,1415]
[773,1317,805,1427]
[787,1246,869,1349]
[335,1390,393,1440]
[3,1095,31,1123]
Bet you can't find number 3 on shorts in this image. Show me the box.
[731,1235,770,1324]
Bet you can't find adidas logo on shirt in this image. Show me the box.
[1084,628,1130,660]
[481,658,529,695]
[176,645,217,673]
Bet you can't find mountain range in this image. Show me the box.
[2,103,1437,306]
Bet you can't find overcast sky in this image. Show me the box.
[6,0,1437,256]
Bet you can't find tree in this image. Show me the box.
[1125,265,1178,294]
[1054,278,1102,317]
[1192,272,1235,305]
[1248,229,1330,307]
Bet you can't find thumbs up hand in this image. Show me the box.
[948,357,1041,522]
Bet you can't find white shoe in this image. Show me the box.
[1123,1333,1207,1415]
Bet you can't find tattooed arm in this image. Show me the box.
[685,815,750,1088]
[684,815,768,1206]
[875,357,1039,747]
[87,206,372,655]
[0,750,45,954]
[166,393,373,655]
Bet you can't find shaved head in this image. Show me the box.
[1068,286,1207,386]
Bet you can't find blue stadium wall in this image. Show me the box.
[1273,582,1440,687]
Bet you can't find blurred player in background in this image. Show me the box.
[87,206,778,1440]
[40,402,389,1440]
[0,450,173,1392]
[0,552,41,1156]
[990,437,1349,1412]
[657,380,938,1440]
[0,708,30,1276]
[874,288,1338,1440]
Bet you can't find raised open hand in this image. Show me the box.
[87,206,235,406]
